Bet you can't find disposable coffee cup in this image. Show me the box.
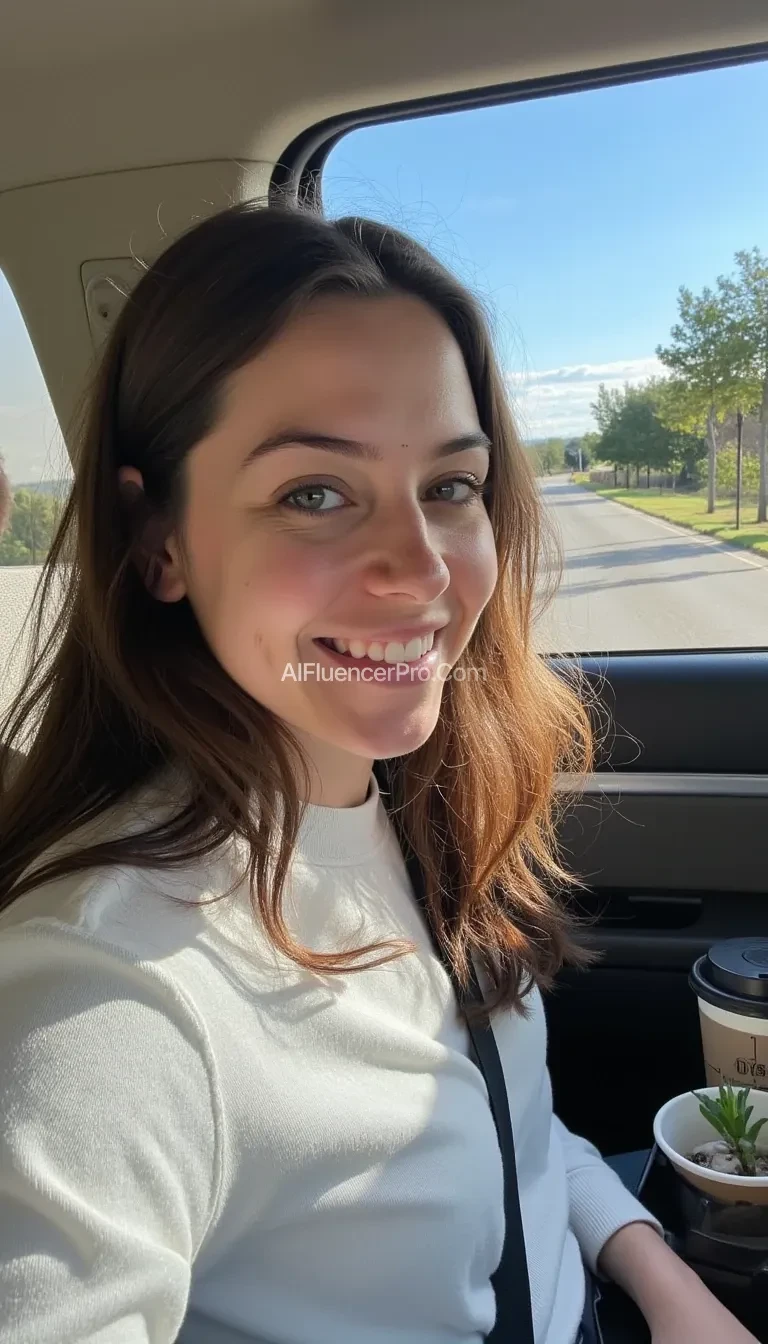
[690,939,768,1092]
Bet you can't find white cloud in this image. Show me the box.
[507,356,666,439]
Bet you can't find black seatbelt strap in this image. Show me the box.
[397,839,536,1344]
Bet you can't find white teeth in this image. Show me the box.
[324,631,439,663]
[384,642,407,664]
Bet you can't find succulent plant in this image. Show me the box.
[692,1084,768,1177]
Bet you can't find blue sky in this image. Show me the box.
[2,54,767,482]
[324,55,768,442]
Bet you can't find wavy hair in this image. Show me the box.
[0,200,595,1023]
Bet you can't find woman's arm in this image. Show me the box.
[554,1118,758,1342]
[552,1116,662,1273]
[599,1221,759,1343]
[0,922,222,1343]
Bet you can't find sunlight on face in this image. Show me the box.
[171,293,498,772]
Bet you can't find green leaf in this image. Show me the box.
[693,1085,765,1151]
[695,1102,731,1143]
[738,1087,750,1114]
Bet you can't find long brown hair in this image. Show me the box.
[0,200,595,1023]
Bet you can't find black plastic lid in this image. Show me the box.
[690,938,768,1020]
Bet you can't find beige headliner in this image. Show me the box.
[1,0,767,445]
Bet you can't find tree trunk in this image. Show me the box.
[706,407,718,514]
[647,466,650,488]
[625,466,630,488]
[613,465,618,486]
[635,465,640,487]
[758,377,768,524]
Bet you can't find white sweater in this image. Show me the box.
[0,770,658,1344]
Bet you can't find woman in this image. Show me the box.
[0,203,755,1344]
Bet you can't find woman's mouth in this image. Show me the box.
[311,629,444,682]
[315,632,436,664]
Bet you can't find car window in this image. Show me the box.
[323,56,768,654]
[0,271,72,718]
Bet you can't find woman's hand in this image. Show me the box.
[597,1221,759,1344]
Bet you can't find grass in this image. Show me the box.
[574,479,768,558]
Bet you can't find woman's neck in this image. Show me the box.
[292,733,374,808]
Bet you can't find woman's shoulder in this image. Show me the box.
[0,842,226,1279]
[0,768,244,970]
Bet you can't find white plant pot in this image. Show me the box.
[653,1086,768,1206]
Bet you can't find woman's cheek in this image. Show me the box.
[450,517,499,612]
[232,557,332,654]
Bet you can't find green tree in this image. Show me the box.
[718,249,768,520]
[564,436,593,470]
[4,487,59,564]
[580,431,602,463]
[592,384,624,434]
[590,381,684,486]
[0,535,31,565]
[656,285,755,513]
[0,450,11,536]
[621,383,675,482]
[532,438,566,475]
[716,445,760,497]
[591,383,633,483]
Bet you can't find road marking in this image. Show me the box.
[590,490,768,569]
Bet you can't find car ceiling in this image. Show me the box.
[1,0,767,448]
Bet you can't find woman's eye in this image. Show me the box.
[278,474,487,515]
[427,476,486,504]
[280,484,347,513]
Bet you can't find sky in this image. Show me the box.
[324,55,768,443]
[2,54,768,483]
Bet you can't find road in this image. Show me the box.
[0,565,43,716]
[536,476,768,653]
[2,481,768,717]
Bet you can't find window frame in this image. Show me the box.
[269,38,768,208]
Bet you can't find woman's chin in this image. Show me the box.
[332,700,442,761]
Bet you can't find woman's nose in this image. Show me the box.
[360,507,450,601]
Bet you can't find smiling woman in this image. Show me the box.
[0,201,590,1000]
[0,200,745,1344]
[116,287,499,772]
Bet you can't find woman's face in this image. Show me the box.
[150,293,498,789]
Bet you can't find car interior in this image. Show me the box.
[2,0,768,1298]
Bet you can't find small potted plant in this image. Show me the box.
[654,1083,768,1205]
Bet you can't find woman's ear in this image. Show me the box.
[117,466,187,603]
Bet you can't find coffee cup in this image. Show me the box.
[690,939,768,1092]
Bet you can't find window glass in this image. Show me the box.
[324,58,768,653]
[0,271,72,716]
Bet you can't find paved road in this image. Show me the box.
[0,565,43,716]
[536,476,768,653]
[2,480,768,716]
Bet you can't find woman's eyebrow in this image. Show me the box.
[239,430,492,470]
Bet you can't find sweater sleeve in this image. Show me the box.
[0,920,224,1344]
[553,1115,663,1274]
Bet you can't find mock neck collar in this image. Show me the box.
[293,770,391,866]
